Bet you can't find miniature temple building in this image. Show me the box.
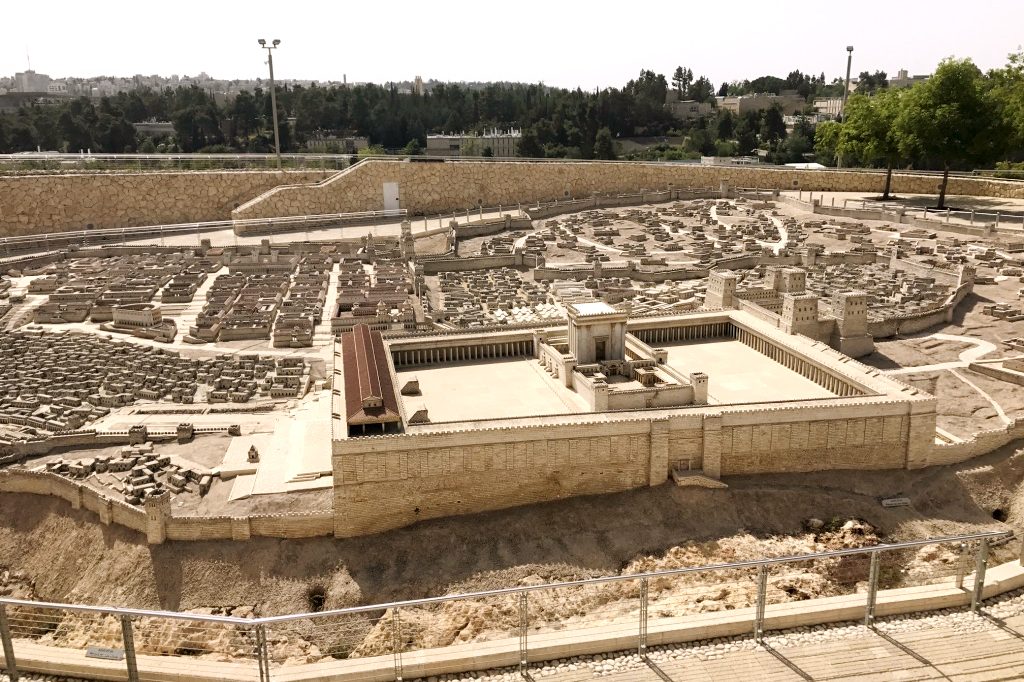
[341,324,403,436]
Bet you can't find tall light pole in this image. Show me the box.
[837,45,854,169]
[258,38,282,169]
[841,45,854,119]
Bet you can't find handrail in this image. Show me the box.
[0,529,1011,625]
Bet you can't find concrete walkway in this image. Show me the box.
[518,613,1024,682]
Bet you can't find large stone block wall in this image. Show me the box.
[718,413,909,475]
[331,396,938,536]
[232,160,1024,220]
[332,421,657,537]
[0,170,330,235]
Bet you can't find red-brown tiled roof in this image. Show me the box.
[340,324,401,426]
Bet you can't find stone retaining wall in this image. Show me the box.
[0,169,330,235]
[232,160,1024,220]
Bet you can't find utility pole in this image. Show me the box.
[258,38,282,169]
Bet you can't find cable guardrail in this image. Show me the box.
[0,530,1014,682]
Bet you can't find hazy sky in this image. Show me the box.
[5,1,1023,90]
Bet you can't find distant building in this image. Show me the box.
[700,156,761,166]
[14,70,51,93]
[889,68,929,89]
[134,121,176,138]
[426,129,521,157]
[717,90,805,116]
[813,97,844,118]
[304,134,369,154]
[664,91,715,121]
[413,75,425,96]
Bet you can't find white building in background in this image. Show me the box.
[426,129,521,157]
[14,70,51,92]
[813,97,844,118]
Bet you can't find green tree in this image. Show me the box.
[814,120,841,166]
[854,70,888,94]
[481,145,493,157]
[895,58,1008,208]
[402,138,422,155]
[689,76,716,104]
[760,104,787,143]
[357,144,386,157]
[594,127,616,159]
[517,126,543,158]
[672,66,685,94]
[989,50,1024,154]
[838,89,904,198]
[715,109,735,140]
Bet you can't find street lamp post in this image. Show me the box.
[837,45,854,169]
[258,38,282,169]
[841,45,854,118]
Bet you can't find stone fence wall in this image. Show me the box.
[0,169,330,235]
[928,419,1024,466]
[231,160,1024,221]
[0,468,334,543]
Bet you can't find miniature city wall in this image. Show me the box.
[0,468,335,543]
[232,160,1024,221]
[0,169,330,235]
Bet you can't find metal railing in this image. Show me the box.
[0,530,1013,682]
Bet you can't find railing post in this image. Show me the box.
[971,538,990,613]
[946,207,951,223]
[518,592,529,675]
[955,541,969,589]
[0,603,18,682]
[391,608,404,682]
[995,212,1000,228]
[754,564,768,643]
[253,623,270,682]
[970,209,975,225]
[865,551,881,627]
[638,577,649,657]
[120,615,139,682]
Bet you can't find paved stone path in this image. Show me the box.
[884,333,1001,375]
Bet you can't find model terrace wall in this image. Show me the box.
[0,469,147,533]
[928,419,1024,466]
[332,419,662,537]
[715,402,913,476]
[0,170,330,235]
[231,160,1024,221]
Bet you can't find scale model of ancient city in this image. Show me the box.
[2,157,1024,679]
